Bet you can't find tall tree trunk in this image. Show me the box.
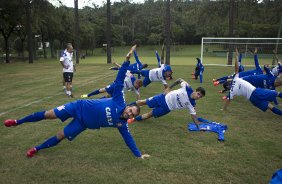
[228,0,235,65]
[106,0,112,64]
[4,37,10,63]
[165,0,171,65]
[26,0,33,63]
[50,40,55,58]
[74,0,80,64]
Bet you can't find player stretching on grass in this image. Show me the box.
[4,46,150,159]
[192,58,204,83]
[223,48,282,116]
[131,45,173,89]
[213,48,263,86]
[127,78,206,127]
[81,70,143,100]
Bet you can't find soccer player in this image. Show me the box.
[192,58,204,83]
[127,78,206,128]
[81,70,143,100]
[213,48,263,86]
[3,46,150,159]
[109,50,148,75]
[60,43,76,97]
[222,48,282,116]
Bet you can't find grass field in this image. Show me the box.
[0,47,282,184]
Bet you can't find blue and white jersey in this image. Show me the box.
[60,49,74,73]
[123,71,140,96]
[165,81,196,115]
[229,74,256,100]
[149,64,167,85]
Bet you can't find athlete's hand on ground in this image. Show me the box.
[81,94,88,98]
[140,154,150,159]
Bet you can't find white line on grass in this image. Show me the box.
[0,72,115,117]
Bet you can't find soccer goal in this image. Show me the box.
[201,37,282,66]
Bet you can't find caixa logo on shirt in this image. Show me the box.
[105,107,113,126]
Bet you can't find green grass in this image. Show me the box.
[0,52,281,184]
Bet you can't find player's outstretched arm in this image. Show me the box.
[140,154,150,159]
[223,100,231,111]
[191,114,200,129]
[156,51,161,67]
[169,78,184,89]
[127,111,153,124]
[126,45,137,61]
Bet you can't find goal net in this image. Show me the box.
[201,37,282,67]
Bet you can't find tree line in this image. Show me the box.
[0,0,281,63]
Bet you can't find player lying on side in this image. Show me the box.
[223,48,282,116]
[81,70,143,100]
[127,78,206,128]
[3,45,150,159]
[131,44,173,89]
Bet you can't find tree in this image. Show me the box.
[74,0,80,64]
[106,0,112,64]
[25,0,33,63]
[165,0,171,65]
[0,0,25,63]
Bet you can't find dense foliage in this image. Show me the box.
[0,0,281,59]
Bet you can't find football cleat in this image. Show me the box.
[213,81,220,86]
[26,147,37,158]
[127,118,135,124]
[4,119,17,127]
[81,94,88,98]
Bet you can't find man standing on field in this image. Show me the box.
[60,43,75,97]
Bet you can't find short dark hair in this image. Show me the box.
[128,104,141,115]
[196,87,206,97]
[142,64,148,68]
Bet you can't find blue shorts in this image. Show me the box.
[146,94,170,118]
[141,70,151,87]
[54,103,86,141]
[249,88,278,111]
[105,83,114,96]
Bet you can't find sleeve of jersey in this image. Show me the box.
[115,61,130,85]
[118,125,142,157]
[264,66,273,77]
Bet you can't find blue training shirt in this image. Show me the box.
[68,61,142,157]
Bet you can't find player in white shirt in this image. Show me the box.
[60,43,76,97]
[127,78,206,128]
[223,48,282,116]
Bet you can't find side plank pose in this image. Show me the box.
[223,48,282,116]
[4,45,150,159]
[81,70,143,100]
[127,78,206,128]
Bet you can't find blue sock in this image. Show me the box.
[200,74,203,83]
[17,111,45,125]
[271,107,282,116]
[88,89,100,97]
[110,67,119,70]
[35,136,61,151]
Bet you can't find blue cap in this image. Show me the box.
[164,65,172,72]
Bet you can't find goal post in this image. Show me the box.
[201,37,282,67]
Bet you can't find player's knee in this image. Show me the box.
[44,110,57,119]
[56,131,65,140]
